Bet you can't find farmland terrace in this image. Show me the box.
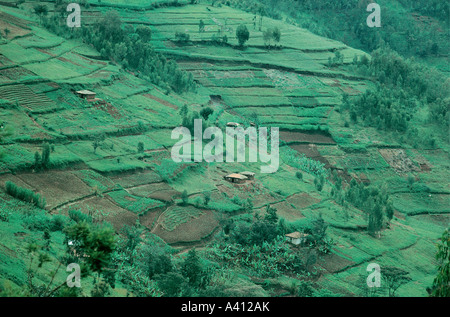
[0,0,448,298]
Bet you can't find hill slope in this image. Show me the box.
[0,0,448,297]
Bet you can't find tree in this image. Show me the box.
[203,192,211,206]
[368,202,383,238]
[33,4,48,24]
[272,27,281,46]
[135,25,152,42]
[181,248,209,288]
[137,142,144,153]
[175,31,190,43]
[63,222,116,280]
[199,20,205,33]
[155,272,188,297]
[34,151,41,170]
[264,205,278,225]
[140,245,173,279]
[41,143,51,168]
[263,28,272,48]
[181,190,189,205]
[200,107,214,120]
[3,28,10,39]
[297,281,315,297]
[236,24,249,47]
[382,266,411,297]
[430,229,450,297]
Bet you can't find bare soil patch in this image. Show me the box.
[316,252,355,273]
[280,130,336,145]
[153,209,219,244]
[59,195,138,231]
[286,192,320,210]
[379,148,420,173]
[15,171,92,210]
[290,143,331,168]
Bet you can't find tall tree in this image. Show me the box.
[236,24,249,47]
[382,266,411,297]
[33,4,48,24]
[430,229,450,297]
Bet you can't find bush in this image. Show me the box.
[0,209,10,222]
[68,209,92,223]
[49,214,69,231]
[5,181,46,209]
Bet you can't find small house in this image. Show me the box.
[226,122,240,128]
[224,173,248,184]
[285,232,308,246]
[76,90,97,101]
[240,171,255,180]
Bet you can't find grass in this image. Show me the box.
[108,190,165,215]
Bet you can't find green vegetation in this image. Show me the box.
[0,0,447,299]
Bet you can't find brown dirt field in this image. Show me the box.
[60,195,138,231]
[286,192,320,210]
[378,148,421,173]
[0,19,30,39]
[139,206,166,231]
[0,67,35,81]
[94,102,122,119]
[152,209,219,244]
[147,189,181,202]
[109,170,162,188]
[15,171,92,210]
[267,200,304,221]
[316,252,356,273]
[0,173,35,192]
[280,131,336,144]
[290,143,332,168]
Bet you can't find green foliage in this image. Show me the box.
[431,229,450,297]
[236,24,250,47]
[181,190,189,206]
[175,31,190,43]
[200,107,214,120]
[44,10,195,93]
[63,221,116,276]
[5,181,46,209]
[382,266,412,297]
[137,141,144,153]
[209,236,305,278]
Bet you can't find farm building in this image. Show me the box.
[226,122,240,128]
[240,171,255,180]
[75,89,97,101]
[224,173,248,184]
[285,231,308,245]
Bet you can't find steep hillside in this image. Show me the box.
[0,0,448,298]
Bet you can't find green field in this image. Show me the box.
[0,0,448,299]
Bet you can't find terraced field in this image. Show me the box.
[0,0,448,298]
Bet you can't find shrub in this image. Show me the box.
[5,181,46,209]
[49,214,69,231]
[0,209,10,222]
